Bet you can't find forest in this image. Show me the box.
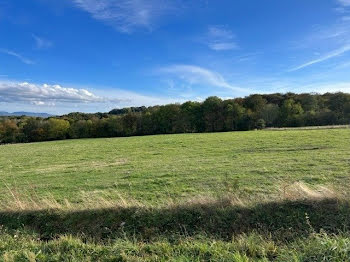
[1,92,349,144]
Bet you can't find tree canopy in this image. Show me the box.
[1,92,349,144]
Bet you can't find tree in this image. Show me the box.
[223,100,245,130]
[1,92,349,144]
[180,101,202,132]
[327,93,350,113]
[0,120,19,143]
[122,113,138,136]
[297,93,319,112]
[202,96,224,132]
[255,119,266,130]
[92,118,110,137]
[244,94,267,112]
[259,104,279,127]
[280,99,304,126]
[22,118,47,142]
[138,111,154,135]
[152,104,182,134]
[69,120,93,138]
[47,118,70,140]
[263,93,285,106]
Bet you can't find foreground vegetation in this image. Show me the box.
[1,92,349,144]
[2,229,350,261]
[0,128,349,260]
[1,197,350,261]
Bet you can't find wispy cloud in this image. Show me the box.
[209,42,237,51]
[334,60,350,69]
[72,0,177,33]
[291,19,350,50]
[320,21,350,43]
[289,44,350,71]
[0,49,35,65]
[301,82,350,93]
[234,52,262,62]
[338,0,350,7]
[32,34,53,49]
[96,88,184,107]
[232,75,350,95]
[205,25,238,51]
[0,81,122,104]
[159,64,247,92]
[290,2,350,66]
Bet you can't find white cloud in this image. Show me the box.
[0,81,122,104]
[289,44,350,71]
[72,0,176,33]
[209,42,237,51]
[97,88,184,107]
[32,34,53,49]
[301,82,350,93]
[32,101,45,106]
[338,0,350,6]
[31,101,56,106]
[234,52,262,62]
[0,49,35,65]
[0,80,186,114]
[159,64,247,92]
[208,25,234,39]
[206,25,238,51]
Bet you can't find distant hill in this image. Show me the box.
[0,111,53,117]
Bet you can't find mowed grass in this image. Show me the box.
[0,128,349,204]
[1,128,350,261]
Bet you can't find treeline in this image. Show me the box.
[1,92,349,144]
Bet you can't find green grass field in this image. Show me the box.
[0,128,350,261]
[1,128,349,204]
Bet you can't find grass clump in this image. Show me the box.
[279,233,350,261]
[1,232,350,261]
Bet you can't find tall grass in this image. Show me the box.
[1,231,350,261]
[1,181,350,260]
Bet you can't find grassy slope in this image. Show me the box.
[0,129,349,204]
[0,128,350,261]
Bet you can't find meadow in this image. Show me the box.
[0,128,350,261]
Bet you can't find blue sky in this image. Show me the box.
[1,0,350,114]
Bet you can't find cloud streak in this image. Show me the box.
[0,49,35,65]
[72,0,176,33]
[206,25,238,51]
[338,0,350,7]
[159,65,247,92]
[289,44,350,71]
[32,34,53,49]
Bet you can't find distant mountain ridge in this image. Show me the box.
[0,111,53,117]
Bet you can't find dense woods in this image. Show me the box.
[1,92,349,144]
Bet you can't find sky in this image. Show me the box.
[1,0,350,114]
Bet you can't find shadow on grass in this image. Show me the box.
[0,198,349,242]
